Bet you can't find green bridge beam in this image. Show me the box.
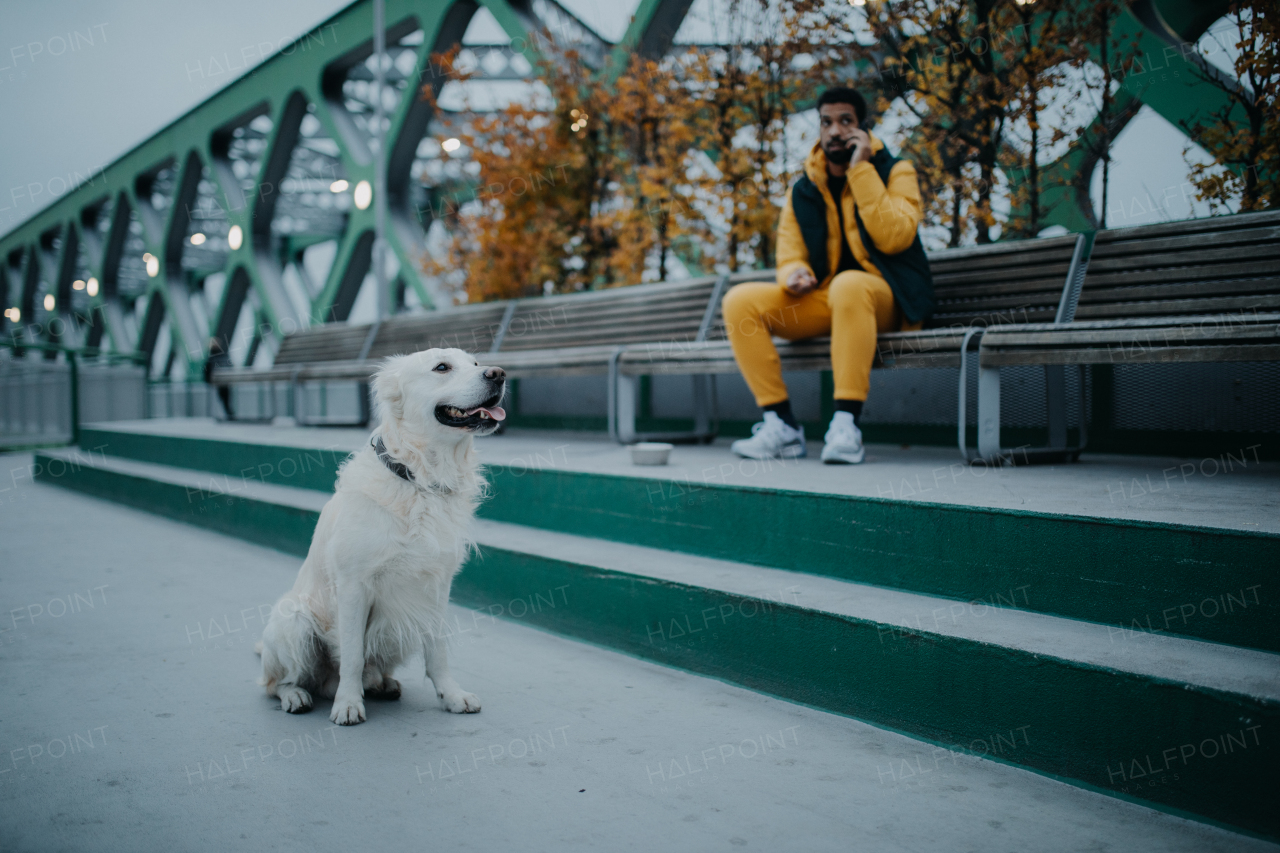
[1030,0,1240,231]
[0,0,602,378]
[0,0,1250,378]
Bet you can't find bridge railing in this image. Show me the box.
[0,342,146,450]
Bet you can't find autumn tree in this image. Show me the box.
[602,54,697,283]
[422,5,829,300]
[421,40,627,302]
[1074,0,1143,228]
[678,0,828,271]
[1181,2,1280,213]
[841,0,1027,244]
[999,0,1081,237]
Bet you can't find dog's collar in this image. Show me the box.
[371,435,452,495]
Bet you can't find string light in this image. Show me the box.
[353,180,373,210]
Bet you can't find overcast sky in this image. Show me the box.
[0,0,1222,240]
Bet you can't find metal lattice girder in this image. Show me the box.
[0,0,1256,379]
[0,0,656,379]
[1016,0,1241,231]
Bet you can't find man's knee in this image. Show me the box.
[722,283,771,336]
[828,272,880,311]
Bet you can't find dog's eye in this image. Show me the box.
[433,363,450,372]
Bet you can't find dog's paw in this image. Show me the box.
[367,677,401,701]
[330,697,366,725]
[278,686,313,714]
[440,690,481,714]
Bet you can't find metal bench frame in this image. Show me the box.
[212,235,1098,461]
[606,274,729,444]
[959,232,1093,464]
[212,209,1280,464]
[609,233,1094,463]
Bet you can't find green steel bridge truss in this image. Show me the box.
[0,0,1239,379]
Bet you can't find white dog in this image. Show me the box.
[258,348,506,725]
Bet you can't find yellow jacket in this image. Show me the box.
[775,134,924,291]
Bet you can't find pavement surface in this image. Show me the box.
[0,458,1272,852]
[91,418,1280,532]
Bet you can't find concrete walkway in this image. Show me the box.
[0,460,1272,852]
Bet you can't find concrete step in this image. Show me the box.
[5,475,1268,852]
[69,422,1280,653]
[31,445,1280,839]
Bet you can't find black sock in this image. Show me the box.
[834,399,863,426]
[763,400,799,430]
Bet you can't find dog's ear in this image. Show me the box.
[373,357,406,423]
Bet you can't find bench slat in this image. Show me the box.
[1078,276,1280,304]
[985,322,1280,348]
[983,344,1280,367]
[1076,294,1280,318]
[1091,223,1280,251]
[1085,243,1280,273]
[221,211,1280,402]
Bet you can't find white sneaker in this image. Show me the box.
[731,411,806,459]
[821,412,865,464]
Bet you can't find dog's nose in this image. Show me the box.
[484,366,506,382]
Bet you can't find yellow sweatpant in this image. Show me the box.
[722,271,906,406]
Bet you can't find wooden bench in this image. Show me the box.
[211,274,745,432]
[213,234,1095,447]
[213,301,510,424]
[973,209,1280,461]
[612,232,1092,449]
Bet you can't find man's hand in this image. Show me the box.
[849,128,873,166]
[784,267,818,296]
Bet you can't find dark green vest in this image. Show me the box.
[791,148,934,324]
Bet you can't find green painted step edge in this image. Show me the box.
[34,452,318,558]
[453,546,1278,842]
[479,465,1280,655]
[29,454,1279,840]
[78,427,352,493]
[71,428,1280,653]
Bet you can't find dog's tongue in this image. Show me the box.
[466,405,506,421]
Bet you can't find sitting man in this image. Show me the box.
[725,86,933,464]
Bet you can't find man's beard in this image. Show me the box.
[825,142,854,165]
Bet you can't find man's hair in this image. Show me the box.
[816,87,867,124]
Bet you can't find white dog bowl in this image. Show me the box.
[630,442,673,466]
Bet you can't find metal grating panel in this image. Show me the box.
[862,366,1089,430]
[1111,362,1280,432]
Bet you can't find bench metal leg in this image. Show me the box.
[696,376,716,435]
[961,330,1087,466]
[613,373,640,444]
[607,347,717,445]
[970,363,1088,466]
[977,366,1002,461]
